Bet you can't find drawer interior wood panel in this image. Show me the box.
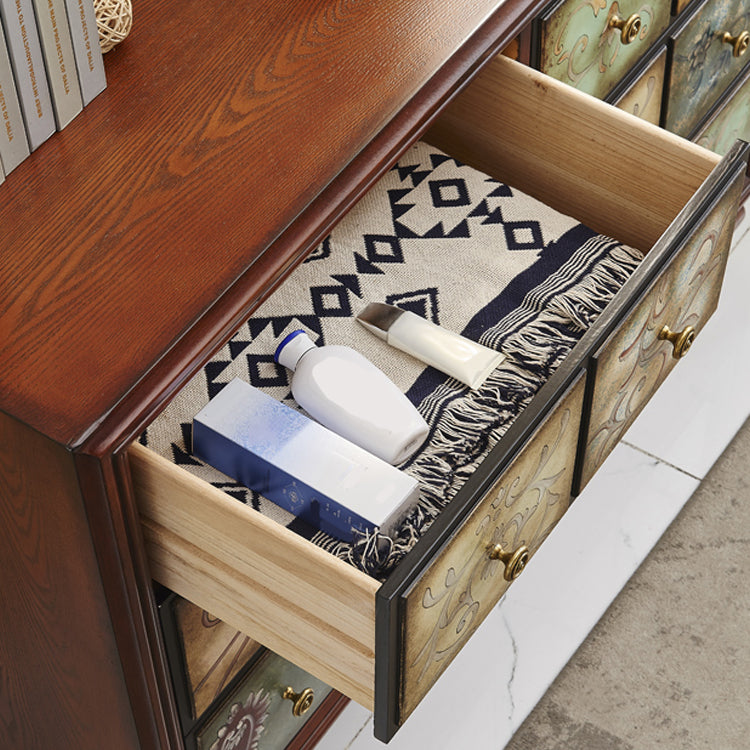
[613,47,667,126]
[578,168,745,489]
[132,444,380,710]
[399,372,585,723]
[665,0,750,137]
[426,56,719,254]
[536,0,671,100]
[131,55,747,744]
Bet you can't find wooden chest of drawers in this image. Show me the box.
[0,1,747,748]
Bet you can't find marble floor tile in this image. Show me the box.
[314,700,371,750]
[492,444,699,746]
[504,416,750,750]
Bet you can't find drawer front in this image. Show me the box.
[398,373,586,723]
[695,69,750,156]
[538,0,671,99]
[614,47,667,125]
[665,0,750,137]
[161,595,263,723]
[579,171,744,489]
[195,650,333,750]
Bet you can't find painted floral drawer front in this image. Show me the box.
[579,172,744,489]
[197,651,332,750]
[539,0,671,100]
[665,0,750,137]
[399,374,586,722]
[614,47,666,124]
[695,70,750,156]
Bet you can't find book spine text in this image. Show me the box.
[0,0,55,149]
[32,0,82,129]
[0,13,30,171]
[63,0,104,105]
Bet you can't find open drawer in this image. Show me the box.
[129,55,748,743]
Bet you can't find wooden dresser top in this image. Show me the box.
[0,0,536,450]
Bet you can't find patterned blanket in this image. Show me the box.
[142,142,643,580]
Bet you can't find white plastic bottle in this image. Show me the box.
[274,330,429,464]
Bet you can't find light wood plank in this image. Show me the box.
[129,443,379,709]
[427,55,720,253]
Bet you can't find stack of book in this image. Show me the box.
[0,0,106,184]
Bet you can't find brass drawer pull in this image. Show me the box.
[282,686,315,717]
[658,324,696,358]
[489,543,529,581]
[722,30,750,58]
[608,13,642,45]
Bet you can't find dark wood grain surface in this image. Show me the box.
[0,411,140,749]
[0,0,516,448]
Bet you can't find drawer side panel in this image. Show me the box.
[130,444,379,709]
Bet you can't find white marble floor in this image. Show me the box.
[317,213,750,749]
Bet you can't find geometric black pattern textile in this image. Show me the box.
[141,142,643,579]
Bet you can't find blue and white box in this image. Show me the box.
[192,378,421,542]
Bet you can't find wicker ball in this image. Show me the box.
[94,0,133,53]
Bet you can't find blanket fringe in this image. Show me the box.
[321,238,645,579]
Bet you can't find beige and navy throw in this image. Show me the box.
[142,142,643,580]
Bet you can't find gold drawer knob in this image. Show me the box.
[282,686,315,717]
[658,324,696,359]
[489,543,530,581]
[722,30,750,57]
[608,13,642,45]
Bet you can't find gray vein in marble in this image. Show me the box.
[500,608,519,723]
[621,440,701,480]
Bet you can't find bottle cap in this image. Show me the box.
[274,330,316,371]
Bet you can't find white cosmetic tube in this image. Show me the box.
[357,303,505,390]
